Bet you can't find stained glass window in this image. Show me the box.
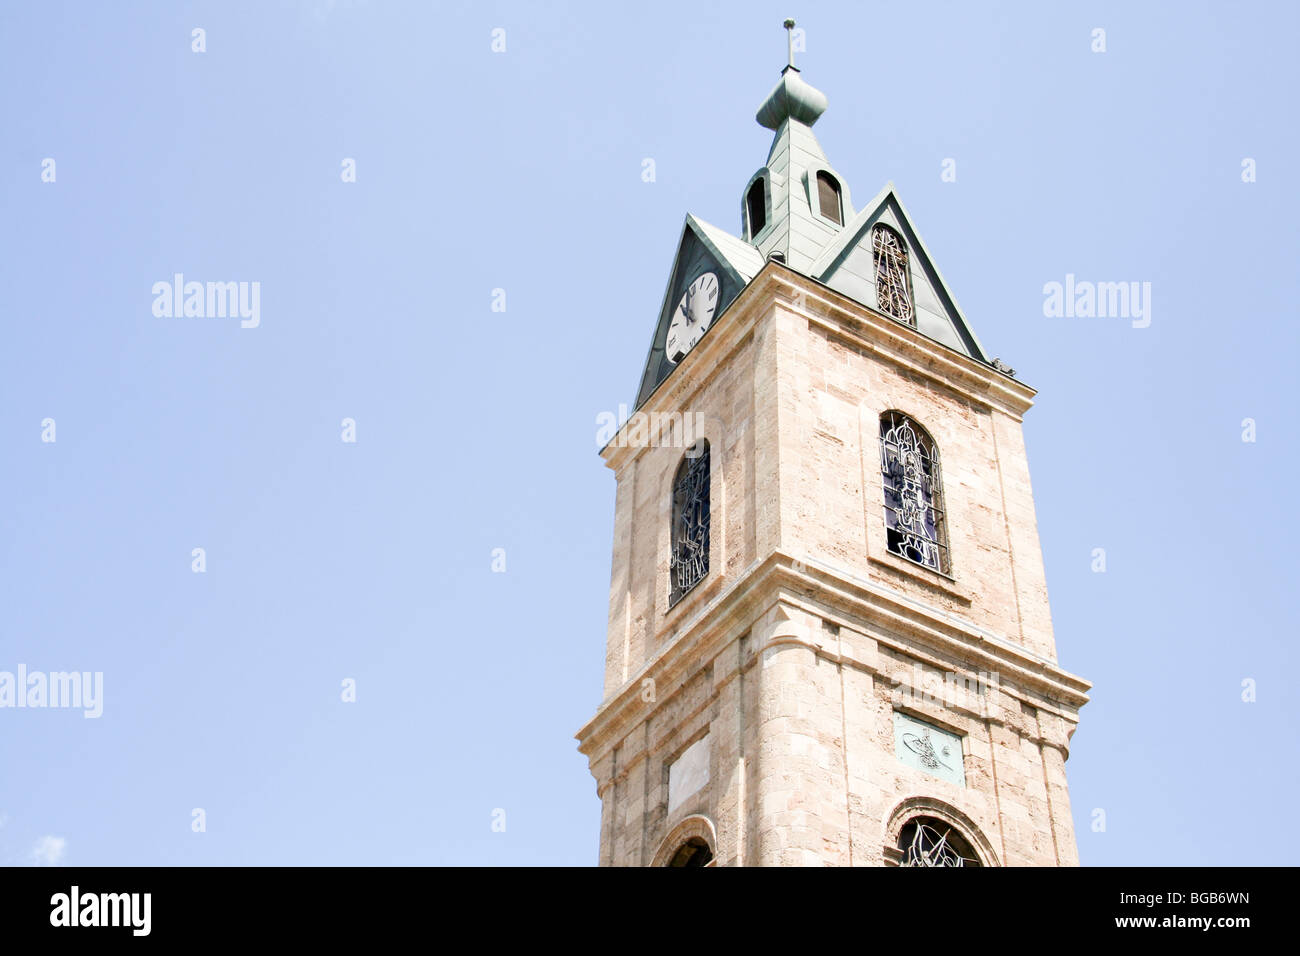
[880,412,948,573]
[898,817,982,867]
[871,224,914,325]
[670,442,710,606]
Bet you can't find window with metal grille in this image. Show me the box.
[667,837,714,867]
[897,817,982,867]
[746,178,767,238]
[871,224,914,325]
[669,442,710,606]
[816,170,842,225]
[879,412,948,573]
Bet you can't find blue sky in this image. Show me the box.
[1,1,1296,866]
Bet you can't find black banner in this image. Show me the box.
[0,866,1276,942]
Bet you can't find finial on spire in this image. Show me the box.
[756,19,826,130]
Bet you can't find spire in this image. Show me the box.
[745,20,846,272]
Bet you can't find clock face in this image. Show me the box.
[665,272,719,364]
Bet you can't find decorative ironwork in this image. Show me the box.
[872,224,914,325]
[880,412,948,573]
[669,443,710,606]
[899,819,981,868]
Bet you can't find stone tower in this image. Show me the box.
[576,29,1089,867]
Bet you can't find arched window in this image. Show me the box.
[666,837,714,867]
[879,412,948,573]
[651,815,719,867]
[897,816,982,867]
[816,171,842,225]
[871,224,914,325]
[669,441,710,606]
[746,178,767,238]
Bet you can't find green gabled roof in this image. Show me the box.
[738,59,991,365]
[633,214,762,410]
[628,46,1002,415]
[690,213,765,283]
[810,183,990,363]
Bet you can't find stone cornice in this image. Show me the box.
[575,548,1090,773]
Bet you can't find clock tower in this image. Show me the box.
[576,25,1089,867]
